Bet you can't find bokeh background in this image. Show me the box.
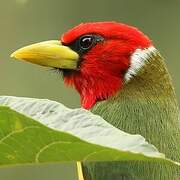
[0,0,180,179]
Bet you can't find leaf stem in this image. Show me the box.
[76,161,85,180]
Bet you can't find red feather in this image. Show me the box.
[62,22,152,109]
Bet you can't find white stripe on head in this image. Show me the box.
[124,46,158,83]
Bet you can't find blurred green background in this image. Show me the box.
[0,0,180,179]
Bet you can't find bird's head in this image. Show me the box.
[11,22,153,109]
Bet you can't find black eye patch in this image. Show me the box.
[67,34,104,56]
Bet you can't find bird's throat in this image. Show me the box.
[65,73,123,110]
[64,65,125,110]
[80,76,123,109]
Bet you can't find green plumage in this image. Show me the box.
[82,51,180,179]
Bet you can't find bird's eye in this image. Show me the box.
[79,35,94,50]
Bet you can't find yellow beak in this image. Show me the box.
[11,40,79,69]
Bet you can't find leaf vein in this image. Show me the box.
[0,126,40,144]
[35,141,72,163]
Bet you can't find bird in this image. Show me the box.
[11,22,180,180]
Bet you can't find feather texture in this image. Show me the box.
[82,49,180,180]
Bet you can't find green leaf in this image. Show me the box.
[0,96,179,168]
[0,96,163,157]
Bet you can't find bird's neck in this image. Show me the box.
[91,47,180,159]
[121,47,177,102]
